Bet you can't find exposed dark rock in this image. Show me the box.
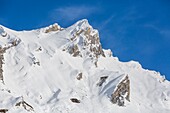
[16,100,34,111]
[0,109,8,113]
[97,76,108,86]
[69,45,81,57]
[11,39,18,46]
[36,47,42,51]
[33,61,40,66]
[83,27,105,58]
[94,61,98,67]
[70,98,80,103]
[111,75,130,106]
[0,39,20,83]
[76,29,84,35]
[66,23,105,60]
[77,73,83,80]
[0,48,5,82]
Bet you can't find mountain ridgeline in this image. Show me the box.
[0,19,170,113]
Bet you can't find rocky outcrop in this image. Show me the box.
[44,23,62,33]
[83,27,105,58]
[0,48,5,82]
[111,75,130,106]
[97,76,108,86]
[0,39,20,83]
[0,109,8,113]
[70,98,80,103]
[16,100,34,111]
[64,20,105,62]
[68,44,81,57]
[76,72,83,80]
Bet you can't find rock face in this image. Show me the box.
[0,109,8,113]
[64,20,105,60]
[97,76,108,86]
[76,72,83,80]
[15,100,34,111]
[111,75,130,106]
[0,48,5,82]
[44,23,62,33]
[70,98,81,103]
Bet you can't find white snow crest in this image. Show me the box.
[0,20,170,113]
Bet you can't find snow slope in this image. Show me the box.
[0,19,170,113]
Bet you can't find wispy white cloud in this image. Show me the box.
[98,15,115,31]
[143,24,159,31]
[144,24,170,40]
[50,5,99,22]
[36,5,99,30]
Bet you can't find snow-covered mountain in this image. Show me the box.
[0,19,170,113]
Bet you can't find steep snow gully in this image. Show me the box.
[0,19,170,113]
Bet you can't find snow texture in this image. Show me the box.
[0,19,170,113]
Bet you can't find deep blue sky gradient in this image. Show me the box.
[1,0,170,80]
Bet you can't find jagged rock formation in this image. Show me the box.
[63,20,105,60]
[0,48,5,82]
[16,100,34,111]
[44,23,62,33]
[111,75,130,106]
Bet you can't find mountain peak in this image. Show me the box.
[62,19,105,61]
[74,19,90,28]
[0,19,170,113]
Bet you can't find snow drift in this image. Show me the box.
[0,19,170,113]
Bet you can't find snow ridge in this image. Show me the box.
[0,19,170,113]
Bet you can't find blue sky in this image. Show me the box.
[1,0,170,80]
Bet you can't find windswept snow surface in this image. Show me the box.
[0,19,170,113]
